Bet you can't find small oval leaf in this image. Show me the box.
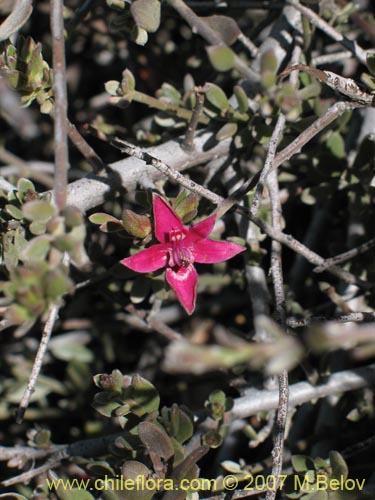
[207,45,235,72]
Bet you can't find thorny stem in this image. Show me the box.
[15,304,60,424]
[285,0,368,65]
[51,0,69,211]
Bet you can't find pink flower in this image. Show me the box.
[121,195,245,314]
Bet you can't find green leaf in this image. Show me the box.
[173,192,199,223]
[89,212,121,225]
[291,455,315,473]
[157,83,182,105]
[201,15,241,45]
[130,0,161,33]
[121,69,136,94]
[122,209,151,238]
[5,204,24,220]
[20,235,51,262]
[50,332,92,362]
[303,492,328,500]
[126,374,160,416]
[22,200,56,223]
[63,206,83,228]
[29,220,47,235]
[44,268,73,300]
[204,83,229,110]
[234,85,249,113]
[55,489,95,500]
[215,122,238,141]
[207,45,235,72]
[0,494,29,499]
[326,132,345,159]
[104,80,121,96]
[329,451,348,481]
[120,461,155,500]
[169,404,193,443]
[17,177,35,195]
[138,421,174,460]
[132,26,148,46]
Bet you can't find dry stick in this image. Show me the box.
[15,0,69,424]
[250,114,286,218]
[51,0,69,211]
[312,50,352,67]
[273,100,364,170]
[16,0,71,420]
[285,0,368,66]
[232,363,375,418]
[67,119,107,174]
[166,0,260,83]
[314,237,375,272]
[287,312,375,328]
[266,130,288,500]
[15,304,60,424]
[183,87,205,152]
[111,138,369,290]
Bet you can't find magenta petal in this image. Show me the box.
[187,214,216,242]
[153,195,183,243]
[121,243,168,273]
[193,238,245,264]
[166,265,197,315]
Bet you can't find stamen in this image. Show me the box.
[168,228,192,268]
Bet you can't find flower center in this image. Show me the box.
[168,228,193,268]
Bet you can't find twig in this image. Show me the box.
[0,75,38,139]
[314,237,375,272]
[285,0,368,66]
[15,304,60,424]
[266,154,288,500]
[273,100,364,170]
[0,444,64,463]
[183,87,205,152]
[2,452,67,487]
[1,432,124,487]
[312,50,352,67]
[166,0,260,82]
[279,64,375,104]
[51,0,69,211]
[287,312,375,328]
[232,363,375,418]
[0,147,54,188]
[186,0,285,8]
[67,119,107,174]
[250,114,286,218]
[237,32,258,58]
[110,139,369,290]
